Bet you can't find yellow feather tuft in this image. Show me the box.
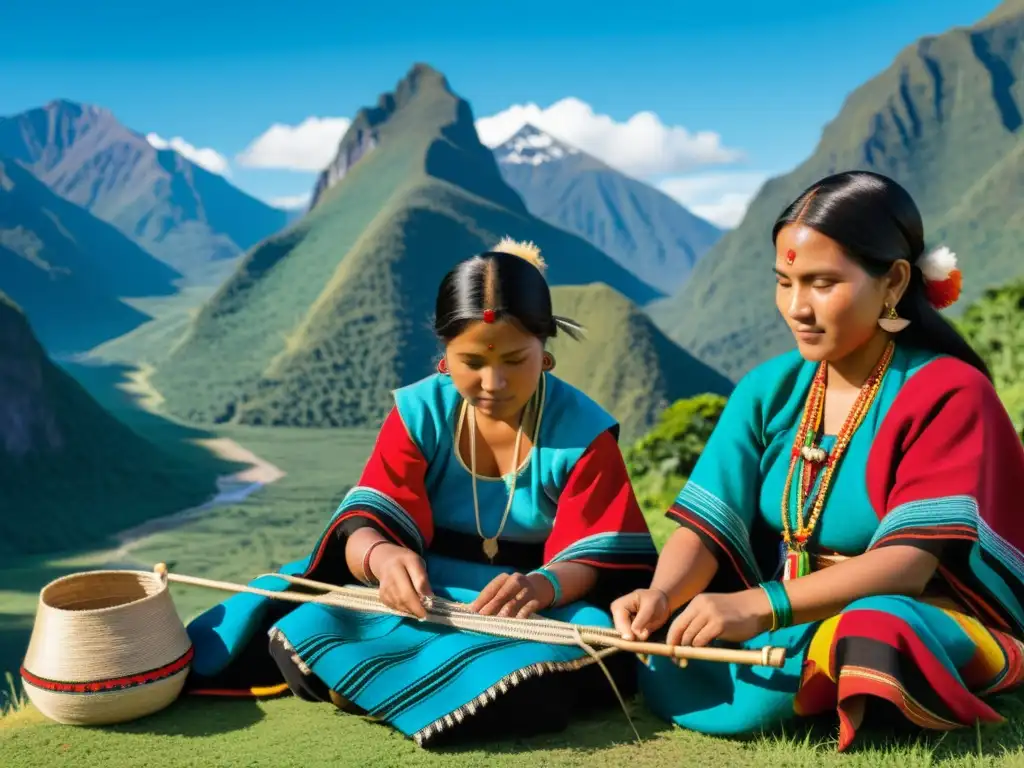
[493,236,546,273]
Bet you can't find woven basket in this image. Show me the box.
[20,569,193,725]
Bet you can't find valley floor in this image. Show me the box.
[1,366,1023,766]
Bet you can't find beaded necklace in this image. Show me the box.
[779,340,895,580]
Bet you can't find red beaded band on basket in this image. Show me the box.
[20,646,194,694]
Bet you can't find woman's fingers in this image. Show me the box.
[666,605,697,647]
[516,599,544,619]
[677,611,709,648]
[631,595,662,640]
[478,575,526,616]
[468,574,508,613]
[498,582,533,617]
[689,620,722,648]
[611,595,639,640]
[407,557,433,598]
[392,567,426,619]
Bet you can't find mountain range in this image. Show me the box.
[0,155,181,355]
[149,64,727,438]
[0,100,288,287]
[3,0,1020,457]
[651,0,1024,379]
[494,124,723,293]
[0,291,218,556]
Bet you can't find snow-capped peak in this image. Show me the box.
[494,124,580,166]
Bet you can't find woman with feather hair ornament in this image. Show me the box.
[614,171,1024,751]
[183,237,658,746]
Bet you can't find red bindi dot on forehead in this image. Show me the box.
[487,344,494,350]
[785,249,796,265]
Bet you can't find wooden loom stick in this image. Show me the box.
[154,563,787,669]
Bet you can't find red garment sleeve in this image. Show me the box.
[542,430,658,573]
[867,358,1022,548]
[332,407,434,552]
[866,357,1024,632]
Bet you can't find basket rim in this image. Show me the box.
[38,569,169,616]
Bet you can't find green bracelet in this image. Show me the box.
[529,567,563,608]
[758,580,793,630]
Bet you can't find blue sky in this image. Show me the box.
[0,0,1002,226]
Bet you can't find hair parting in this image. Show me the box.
[433,237,585,344]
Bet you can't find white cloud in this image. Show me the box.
[475,98,743,177]
[146,132,230,176]
[269,193,312,210]
[236,117,352,172]
[658,172,769,229]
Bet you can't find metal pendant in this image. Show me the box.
[482,537,499,562]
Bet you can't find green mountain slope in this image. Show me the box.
[0,100,288,287]
[0,156,181,355]
[151,64,665,428]
[651,0,1024,379]
[546,285,733,442]
[0,292,219,556]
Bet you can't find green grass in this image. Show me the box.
[0,673,27,720]
[4,675,1024,766]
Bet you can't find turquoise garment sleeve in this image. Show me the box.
[668,371,766,587]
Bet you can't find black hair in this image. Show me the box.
[433,247,584,342]
[772,170,991,379]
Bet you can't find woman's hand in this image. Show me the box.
[468,572,555,619]
[611,588,671,640]
[372,544,433,619]
[665,589,771,648]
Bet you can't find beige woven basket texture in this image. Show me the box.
[21,569,192,725]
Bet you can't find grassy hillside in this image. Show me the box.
[151,64,667,429]
[547,285,732,442]
[651,0,1024,379]
[494,125,722,293]
[0,100,288,285]
[0,157,181,355]
[0,292,227,556]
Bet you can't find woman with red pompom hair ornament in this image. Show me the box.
[618,171,1024,753]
